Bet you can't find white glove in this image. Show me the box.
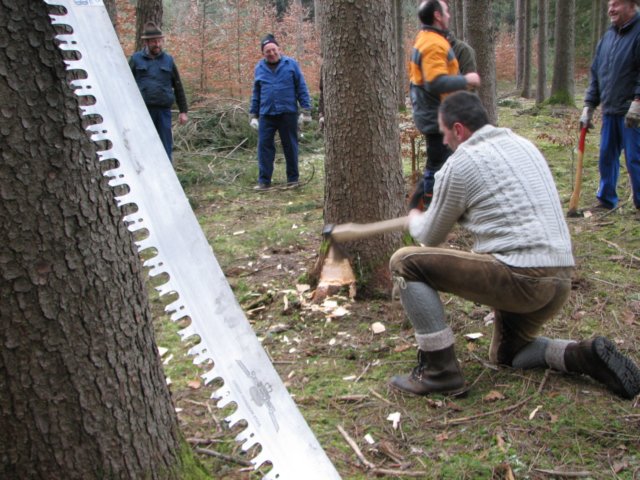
[625,101,640,129]
[250,118,259,130]
[298,113,311,127]
[579,106,594,130]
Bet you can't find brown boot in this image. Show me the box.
[564,337,640,399]
[389,346,466,396]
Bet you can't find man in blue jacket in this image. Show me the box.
[580,0,640,219]
[130,22,188,162]
[250,34,312,190]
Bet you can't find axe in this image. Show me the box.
[567,127,588,217]
[312,216,408,301]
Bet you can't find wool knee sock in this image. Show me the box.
[512,337,573,371]
[397,280,447,335]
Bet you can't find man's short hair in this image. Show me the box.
[439,91,490,133]
[418,0,443,26]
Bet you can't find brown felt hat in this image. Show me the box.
[141,22,164,40]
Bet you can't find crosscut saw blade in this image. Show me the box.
[44,1,341,478]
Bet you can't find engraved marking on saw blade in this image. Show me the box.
[236,360,280,432]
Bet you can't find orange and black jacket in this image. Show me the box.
[409,26,466,134]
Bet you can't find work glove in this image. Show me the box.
[624,101,640,129]
[250,117,259,130]
[298,112,312,127]
[579,105,594,130]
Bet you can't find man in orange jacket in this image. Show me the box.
[408,0,480,209]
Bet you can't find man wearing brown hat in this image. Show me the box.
[249,34,312,189]
[129,22,188,162]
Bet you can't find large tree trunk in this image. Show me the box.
[0,3,187,478]
[135,0,163,51]
[453,0,464,39]
[535,0,548,104]
[549,0,575,105]
[520,0,532,98]
[464,0,497,125]
[515,0,525,90]
[104,0,117,27]
[319,0,405,297]
[394,0,406,110]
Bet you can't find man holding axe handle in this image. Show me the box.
[388,91,640,399]
[580,0,640,219]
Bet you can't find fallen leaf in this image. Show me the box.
[435,432,449,441]
[612,460,629,474]
[484,390,505,402]
[187,379,201,389]
[394,344,413,353]
[528,404,542,420]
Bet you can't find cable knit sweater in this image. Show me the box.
[409,125,575,268]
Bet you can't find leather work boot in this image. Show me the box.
[488,312,529,366]
[389,346,466,396]
[564,337,640,399]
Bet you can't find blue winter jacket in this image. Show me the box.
[585,12,640,115]
[250,56,311,116]
[130,50,179,109]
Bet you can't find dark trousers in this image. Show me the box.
[408,133,452,209]
[598,114,640,209]
[147,106,173,162]
[257,113,299,185]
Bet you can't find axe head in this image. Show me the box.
[322,223,335,239]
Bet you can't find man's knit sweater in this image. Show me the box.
[409,125,575,268]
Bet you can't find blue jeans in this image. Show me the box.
[147,106,173,162]
[597,114,640,209]
[257,113,299,185]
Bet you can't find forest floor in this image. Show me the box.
[150,96,640,479]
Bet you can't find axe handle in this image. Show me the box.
[329,216,408,243]
[568,127,587,215]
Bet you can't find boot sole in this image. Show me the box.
[593,337,640,399]
[388,377,468,398]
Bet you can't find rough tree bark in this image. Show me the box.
[394,0,406,110]
[319,0,405,297]
[464,0,497,125]
[0,2,194,478]
[536,0,548,104]
[135,0,163,51]
[521,0,532,98]
[549,0,575,105]
[104,0,116,27]
[515,0,525,90]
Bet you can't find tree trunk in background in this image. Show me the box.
[535,0,548,104]
[135,0,163,51]
[0,2,185,478]
[597,0,609,48]
[454,0,464,39]
[521,0,531,98]
[464,0,497,125]
[320,0,405,297]
[104,0,117,27]
[394,0,406,110]
[549,0,575,105]
[515,0,525,90]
